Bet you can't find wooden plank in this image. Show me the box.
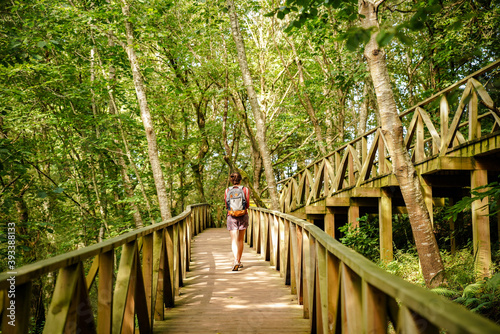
[348,144,362,174]
[471,169,491,278]
[302,230,312,319]
[324,209,335,239]
[153,228,309,334]
[305,205,326,214]
[164,226,175,307]
[142,234,153,327]
[43,264,80,334]
[74,265,96,333]
[307,160,325,205]
[440,81,473,155]
[325,197,350,207]
[112,242,136,334]
[341,264,362,333]
[289,223,298,296]
[417,107,442,154]
[134,247,151,334]
[279,216,286,278]
[85,256,99,291]
[356,130,381,186]
[316,243,329,334]
[270,215,279,267]
[379,191,393,262]
[404,110,420,150]
[470,77,495,107]
[98,251,114,334]
[363,282,386,334]
[352,187,381,198]
[398,305,439,334]
[2,282,31,334]
[296,226,304,306]
[440,95,450,151]
[332,151,349,193]
[378,129,387,174]
[469,90,480,140]
[327,252,341,334]
[152,230,165,321]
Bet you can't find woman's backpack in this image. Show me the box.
[226,186,247,217]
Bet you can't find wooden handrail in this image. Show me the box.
[247,207,500,333]
[278,59,500,185]
[278,60,500,211]
[0,203,211,334]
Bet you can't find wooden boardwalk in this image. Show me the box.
[153,228,310,334]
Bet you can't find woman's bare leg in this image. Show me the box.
[237,229,245,262]
[230,230,239,263]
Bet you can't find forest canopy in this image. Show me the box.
[0,0,499,269]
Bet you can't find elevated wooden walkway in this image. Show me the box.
[153,228,309,334]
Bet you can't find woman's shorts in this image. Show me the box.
[226,214,249,231]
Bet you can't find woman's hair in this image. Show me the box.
[230,172,242,185]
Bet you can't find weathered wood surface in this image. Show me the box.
[0,204,211,334]
[153,228,309,334]
[247,207,500,334]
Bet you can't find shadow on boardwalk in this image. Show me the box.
[153,228,310,334]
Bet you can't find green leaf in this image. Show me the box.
[376,29,395,47]
[37,41,47,48]
[37,191,47,198]
[53,187,64,194]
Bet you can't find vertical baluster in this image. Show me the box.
[440,95,449,153]
[98,251,114,334]
[363,282,386,333]
[469,89,480,139]
[341,264,362,333]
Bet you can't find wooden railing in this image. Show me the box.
[247,207,500,333]
[278,60,500,212]
[0,204,211,334]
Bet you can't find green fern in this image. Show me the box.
[431,287,460,299]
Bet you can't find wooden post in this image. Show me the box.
[379,190,393,262]
[325,208,336,239]
[448,198,456,254]
[348,204,360,229]
[498,198,500,248]
[471,169,491,278]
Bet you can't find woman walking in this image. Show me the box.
[225,172,250,271]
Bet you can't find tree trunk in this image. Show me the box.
[121,0,171,221]
[226,0,279,210]
[359,0,444,288]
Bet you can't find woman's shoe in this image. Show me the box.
[238,262,243,268]
[232,262,239,271]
